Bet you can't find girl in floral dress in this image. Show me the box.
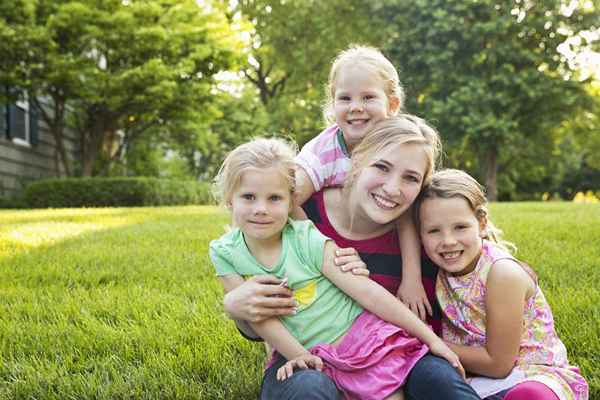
[415,169,589,400]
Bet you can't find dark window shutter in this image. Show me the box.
[29,101,39,145]
[1,105,7,138]
[8,104,26,141]
[7,104,19,139]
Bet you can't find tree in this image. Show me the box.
[378,0,599,200]
[1,0,241,176]
[234,0,383,143]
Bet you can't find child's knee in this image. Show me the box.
[503,381,559,400]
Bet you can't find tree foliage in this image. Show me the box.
[1,0,241,176]
[233,0,383,143]
[378,0,599,200]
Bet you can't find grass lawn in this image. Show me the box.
[0,203,598,399]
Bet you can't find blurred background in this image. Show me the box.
[1,0,599,203]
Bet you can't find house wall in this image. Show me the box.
[0,101,79,198]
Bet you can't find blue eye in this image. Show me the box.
[241,194,254,200]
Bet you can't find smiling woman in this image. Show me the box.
[216,117,483,400]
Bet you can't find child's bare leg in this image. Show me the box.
[384,388,405,400]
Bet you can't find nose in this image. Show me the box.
[253,200,267,214]
[441,231,457,246]
[350,98,364,112]
[382,179,402,198]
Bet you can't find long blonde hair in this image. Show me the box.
[323,45,404,124]
[212,137,298,206]
[415,169,516,253]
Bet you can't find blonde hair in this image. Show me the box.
[213,137,298,206]
[323,45,405,124]
[415,169,516,253]
[344,114,442,193]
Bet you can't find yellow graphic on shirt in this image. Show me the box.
[293,280,317,306]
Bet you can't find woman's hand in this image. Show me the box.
[276,353,324,381]
[334,247,369,276]
[428,339,466,380]
[223,275,297,322]
[396,280,432,321]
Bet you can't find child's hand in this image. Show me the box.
[334,247,369,276]
[396,280,432,321]
[428,340,466,380]
[276,353,324,380]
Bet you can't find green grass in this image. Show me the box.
[0,203,598,399]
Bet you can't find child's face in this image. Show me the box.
[350,142,427,226]
[229,167,292,246]
[334,65,398,150]
[419,196,485,276]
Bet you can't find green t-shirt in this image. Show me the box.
[209,219,363,348]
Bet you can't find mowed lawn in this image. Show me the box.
[0,203,598,399]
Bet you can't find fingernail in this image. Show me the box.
[334,257,339,265]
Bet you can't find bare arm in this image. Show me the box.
[447,259,532,378]
[249,318,308,361]
[321,240,464,376]
[291,167,315,220]
[323,242,444,348]
[220,275,297,339]
[396,211,432,320]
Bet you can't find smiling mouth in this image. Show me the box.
[371,193,398,210]
[440,250,462,261]
[249,221,272,226]
[348,119,369,125]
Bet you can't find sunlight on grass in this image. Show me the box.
[0,206,222,260]
[0,204,597,399]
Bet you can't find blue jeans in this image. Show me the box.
[404,355,482,400]
[260,355,340,399]
[260,354,481,400]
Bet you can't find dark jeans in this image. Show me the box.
[260,355,339,399]
[260,354,481,400]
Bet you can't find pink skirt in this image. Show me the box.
[309,311,429,400]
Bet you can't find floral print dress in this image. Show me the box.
[436,241,588,400]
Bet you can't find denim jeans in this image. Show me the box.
[404,355,482,400]
[260,354,481,400]
[260,355,340,399]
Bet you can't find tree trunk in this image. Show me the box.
[33,97,71,177]
[485,146,498,202]
[81,107,114,177]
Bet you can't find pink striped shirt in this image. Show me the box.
[295,124,351,191]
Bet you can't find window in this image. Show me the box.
[5,93,39,147]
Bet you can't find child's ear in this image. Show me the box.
[388,95,401,115]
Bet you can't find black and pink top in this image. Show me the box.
[303,190,442,335]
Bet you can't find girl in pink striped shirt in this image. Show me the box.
[295,45,433,322]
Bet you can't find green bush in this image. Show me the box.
[0,193,27,209]
[23,177,213,208]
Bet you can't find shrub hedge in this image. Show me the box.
[23,177,213,208]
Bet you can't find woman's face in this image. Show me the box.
[350,141,428,226]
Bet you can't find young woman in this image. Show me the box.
[220,117,482,400]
